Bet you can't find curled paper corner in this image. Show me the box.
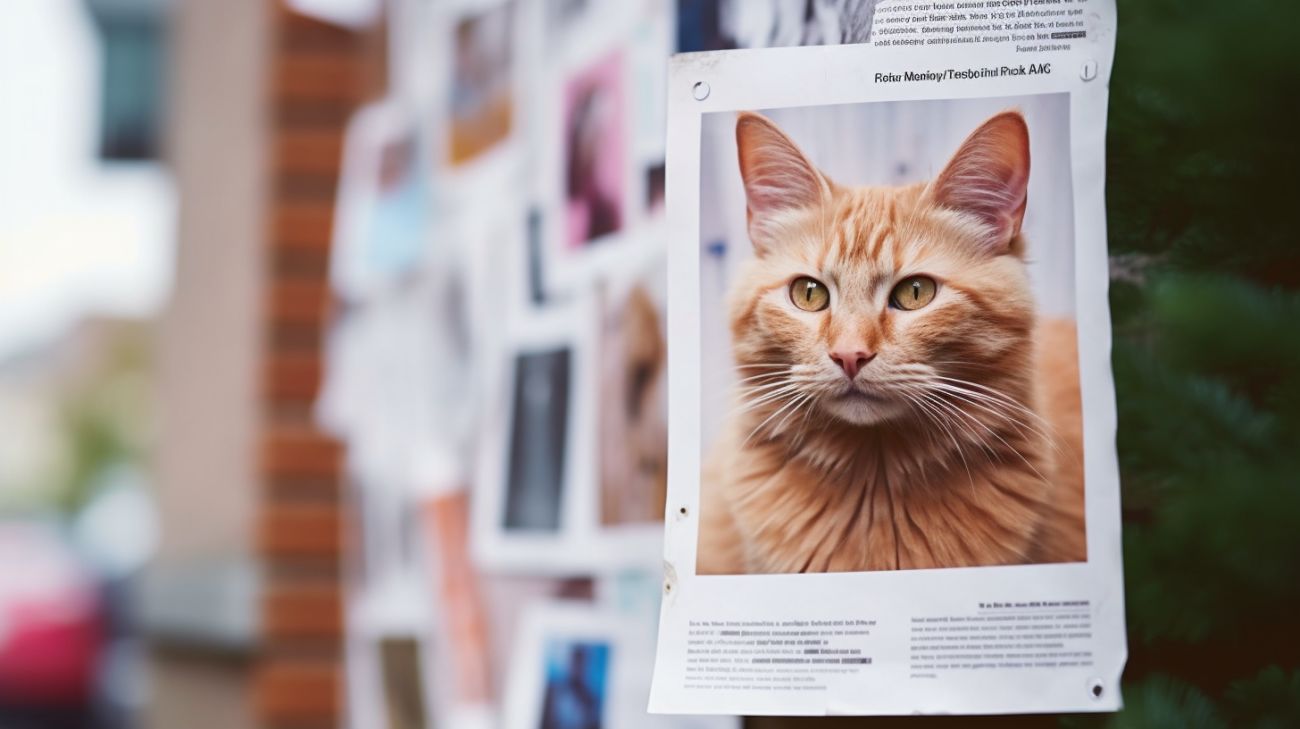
[1099,667,1127,709]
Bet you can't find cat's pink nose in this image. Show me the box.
[829,351,875,380]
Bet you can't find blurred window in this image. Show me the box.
[85,1,165,160]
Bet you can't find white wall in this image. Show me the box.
[0,0,175,360]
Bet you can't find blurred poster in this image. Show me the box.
[505,602,737,729]
[473,298,599,573]
[472,255,669,572]
[331,101,432,302]
[598,264,667,527]
[535,5,670,295]
[563,49,627,250]
[651,3,1125,716]
[420,487,603,727]
[450,1,517,166]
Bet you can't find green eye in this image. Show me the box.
[890,276,937,311]
[789,276,830,312]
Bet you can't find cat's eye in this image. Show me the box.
[890,276,937,311]
[789,276,830,312]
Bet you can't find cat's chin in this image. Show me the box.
[820,390,908,427]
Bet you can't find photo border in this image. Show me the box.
[502,602,639,729]
[428,0,540,203]
[536,12,653,296]
[344,583,440,729]
[472,295,599,574]
[588,236,671,566]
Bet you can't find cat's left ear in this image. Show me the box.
[926,111,1030,253]
[736,112,832,255]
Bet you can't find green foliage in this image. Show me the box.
[1069,671,1300,729]
[55,364,149,512]
[1223,667,1300,729]
[1074,677,1226,729]
[3,323,154,515]
[1116,278,1300,646]
[1107,0,1300,282]
[1076,0,1300,724]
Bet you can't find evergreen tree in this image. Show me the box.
[1079,0,1300,724]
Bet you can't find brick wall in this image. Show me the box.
[254,5,384,727]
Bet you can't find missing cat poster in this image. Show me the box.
[650,0,1125,716]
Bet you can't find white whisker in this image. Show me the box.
[743,392,811,447]
[900,391,976,491]
[920,381,1061,453]
[915,388,1052,484]
[730,389,803,418]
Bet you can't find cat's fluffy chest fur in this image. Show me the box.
[698,319,1085,574]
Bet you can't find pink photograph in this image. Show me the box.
[563,51,625,249]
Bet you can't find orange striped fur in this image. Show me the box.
[697,111,1085,574]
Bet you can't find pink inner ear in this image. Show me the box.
[739,137,821,213]
[735,114,825,248]
[931,112,1031,251]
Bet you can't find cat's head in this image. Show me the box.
[729,110,1036,429]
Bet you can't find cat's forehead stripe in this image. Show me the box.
[822,190,910,262]
[841,216,859,258]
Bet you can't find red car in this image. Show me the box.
[0,522,105,719]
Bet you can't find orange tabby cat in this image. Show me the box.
[697,110,1086,574]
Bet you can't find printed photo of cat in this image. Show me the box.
[697,103,1087,574]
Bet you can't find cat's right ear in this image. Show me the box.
[736,112,830,255]
[926,111,1031,254]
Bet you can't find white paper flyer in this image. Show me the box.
[650,0,1124,715]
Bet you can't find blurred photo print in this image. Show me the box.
[540,639,610,729]
[598,266,667,527]
[332,102,432,300]
[652,27,1125,715]
[505,346,572,533]
[472,298,600,572]
[503,604,622,729]
[449,0,516,166]
[563,50,626,249]
[505,602,736,729]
